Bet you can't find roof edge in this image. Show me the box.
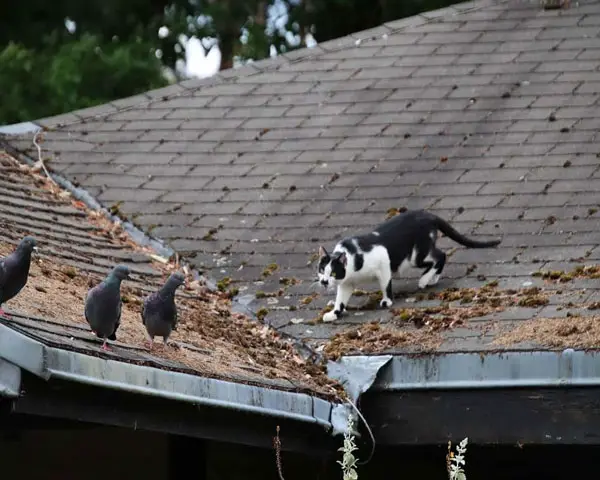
[0,322,338,430]
[0,358,21,398]
[0,122,40,136]
[20,0,509,131]
[370,349,600,391]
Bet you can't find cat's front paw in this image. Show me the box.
[323,310,338,323]
[418,277,430,289]
[380,298,393,309]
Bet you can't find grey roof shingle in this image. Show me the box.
[4,0,600,354]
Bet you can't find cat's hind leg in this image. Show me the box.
[414,242,436,289]
[416,247,446,289]
[323,283,353,322]
[377,266,393,308]
[428,248,446,286]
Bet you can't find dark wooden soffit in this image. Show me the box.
[8,371,338,455]
[360,386,600,446]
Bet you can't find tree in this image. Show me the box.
[0,0,462,125]
[285,0,462,49]
[0,34,166,125]
[2,0,462,75]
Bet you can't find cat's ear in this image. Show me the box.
[338,252,347,266]
[319,246,328,258]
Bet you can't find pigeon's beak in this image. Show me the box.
[32,246,39,252]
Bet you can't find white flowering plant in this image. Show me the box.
[277,419,469,480]
[447,437,469,480]
[338,416,359,480]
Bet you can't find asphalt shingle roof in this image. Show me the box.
[0,152,341,398]
[5,0,600,354]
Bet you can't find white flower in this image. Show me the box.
[339,416,359,480]
[449,437,468,480]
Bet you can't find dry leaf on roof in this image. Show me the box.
[494,316,600,350]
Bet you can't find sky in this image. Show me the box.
[64,0,318,81]
[159,0,317,79]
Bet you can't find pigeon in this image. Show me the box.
[84,264,130,351]
[0,236,37,318]
[142,272,186,349]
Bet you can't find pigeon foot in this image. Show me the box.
[0,308,10,319]
[101,341,112,351]
[144,340,154,350]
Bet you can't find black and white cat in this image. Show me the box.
[317,209,501,322]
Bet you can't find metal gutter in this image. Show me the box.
[369,349,600,391]
[0,358,21,398]
[0,323,336,429]
[0,122,40,136]
[327,356,392,401]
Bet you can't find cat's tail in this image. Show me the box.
[434,216,502,248]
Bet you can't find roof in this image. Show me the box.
[0,151,342,405]
[4,0,600,359]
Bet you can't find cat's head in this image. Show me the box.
[317,246,347,288]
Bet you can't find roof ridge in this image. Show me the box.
[34,0,509,132]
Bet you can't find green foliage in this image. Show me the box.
[46,34,166,112]
[237,21,272,63]
[0,43,48,125]
[286,0,463,46]
[0,0,188,49]
[0,34,166,125]
[159,0,271,69]
[0,0,464,125]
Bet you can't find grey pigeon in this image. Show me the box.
[84,264,130,351]
[142,272,186,349]
[0,236,37,318]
